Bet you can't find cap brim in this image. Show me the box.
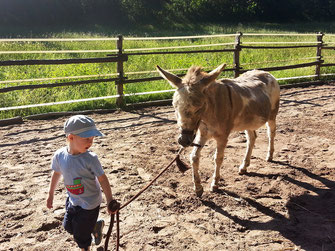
[76,129,105,138]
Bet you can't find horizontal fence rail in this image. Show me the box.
[0,32,334,115]
[0,55,128,66]
[0,78,119,93]
[240,61,322,73]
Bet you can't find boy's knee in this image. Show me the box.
[63,221,73,234]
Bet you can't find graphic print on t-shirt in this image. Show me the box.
[66,177,84,195]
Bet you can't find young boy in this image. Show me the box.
[47,115,116,251]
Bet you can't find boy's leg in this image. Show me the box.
[72,205,100,249]
[63,197,75,234]
[92,219,105,245]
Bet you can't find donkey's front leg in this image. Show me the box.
[210,137,228,192]
[190,146,204,197]
[190,127,209,197]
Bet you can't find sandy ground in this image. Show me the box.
[1,83,335,251]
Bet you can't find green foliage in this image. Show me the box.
[120,0,166,23]
[1,0,335,30]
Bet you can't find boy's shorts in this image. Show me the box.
[63,197,100,249]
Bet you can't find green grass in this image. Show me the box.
[1,22,335,119]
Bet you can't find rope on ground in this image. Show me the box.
[104,149,189,251]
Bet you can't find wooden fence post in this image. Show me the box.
[234,32,243,78]
[116,34,125,107]
[315,32,324,80]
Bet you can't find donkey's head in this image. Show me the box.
[157,64,226,147]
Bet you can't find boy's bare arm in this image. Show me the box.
[97,174,115,213]
[47,171,61,209]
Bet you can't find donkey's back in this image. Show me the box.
[218,70,280,132]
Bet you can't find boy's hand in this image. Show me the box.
[108,199,120,215]
[47,171,61,209]
[46,195,54,209]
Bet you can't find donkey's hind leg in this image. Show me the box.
[266,119,276,162]
[239,130,257,175]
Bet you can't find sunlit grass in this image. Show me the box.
[0,24,335,119]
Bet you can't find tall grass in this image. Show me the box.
[0,24,335,119]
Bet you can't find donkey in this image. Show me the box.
[157,64,280,197]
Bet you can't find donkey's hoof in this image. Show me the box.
[238,168,247,175]
[195,186,204,197]
[210,184,219,192]
[266,156,273,162]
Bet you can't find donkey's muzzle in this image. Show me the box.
[178,130,196,147]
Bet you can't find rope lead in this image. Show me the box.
[104,150,190,250]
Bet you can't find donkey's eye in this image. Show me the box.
[194,107,203,114]
[184,111,192,117]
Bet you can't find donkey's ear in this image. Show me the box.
[200,63,226,87]
[156,65,183,89]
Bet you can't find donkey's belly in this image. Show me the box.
[232,114,268,131]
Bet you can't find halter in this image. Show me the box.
[180,128,202,148]
[179,105,204,148]
[180,129,196,135]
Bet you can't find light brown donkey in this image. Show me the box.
[157,64,280,197]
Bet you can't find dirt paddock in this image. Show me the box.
[1,84,335,251]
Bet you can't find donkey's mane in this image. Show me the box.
[183,66,207,86]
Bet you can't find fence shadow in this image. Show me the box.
[280,86,335,108]
[99,109,176,132]
[0,108,176,147]
[201,161,335,251]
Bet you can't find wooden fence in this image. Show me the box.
[0,32,335,114]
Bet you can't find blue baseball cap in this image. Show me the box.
[64,115,104,138]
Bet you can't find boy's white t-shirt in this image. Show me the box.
[51,147,104,210]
